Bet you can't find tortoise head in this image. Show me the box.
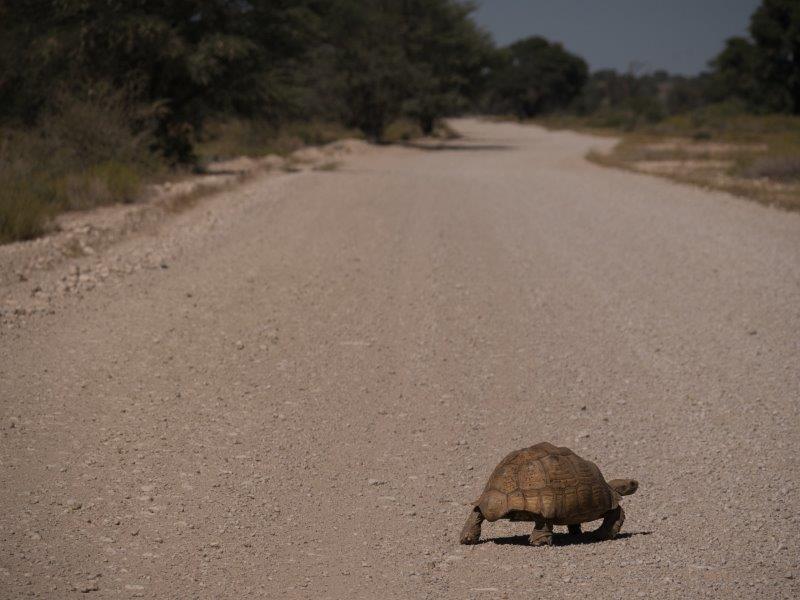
[607,478,639,496]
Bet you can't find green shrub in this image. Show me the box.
[0,176,55,243]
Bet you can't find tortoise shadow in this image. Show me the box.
[483,531,653,547]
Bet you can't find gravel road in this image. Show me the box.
[1,119,798,599]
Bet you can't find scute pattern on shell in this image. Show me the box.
[475,442,618,525]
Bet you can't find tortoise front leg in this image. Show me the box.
[567,524,582,535]
[529,520,553,546]
[459,507,484,545]
[594,506,625,540]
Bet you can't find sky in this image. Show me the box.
[472,0,761,75]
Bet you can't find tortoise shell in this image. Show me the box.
[474,442,619,525]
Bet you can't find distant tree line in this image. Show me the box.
[563,0,800,128]
[0,0,797,162]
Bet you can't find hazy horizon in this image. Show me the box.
[473,0,761,75]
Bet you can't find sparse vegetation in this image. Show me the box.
[578,108,800,210]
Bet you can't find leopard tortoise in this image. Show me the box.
[460,442,638,546]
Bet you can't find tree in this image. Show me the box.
[489,36,588,118]
[665,74,714,115]
[710,0,800,114]
[322,0,413,141]
[749,0,800,114]
[317,0,493,140]
[709,37,760,107]
[399,0,494,134]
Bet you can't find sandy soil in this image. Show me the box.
[1,119,798,599]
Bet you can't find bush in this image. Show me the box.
[489,37,588,118]
[0,93,155,241]
[0,176,56,243]
[196,118,359,162]
[383,119,424,142]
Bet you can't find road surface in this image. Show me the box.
[2,119,798,598]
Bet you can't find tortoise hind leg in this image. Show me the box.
[594,506,625,540]
[459,507,485,545]
[529,520,553,546]
[567,524,582,535]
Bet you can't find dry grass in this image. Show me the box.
[572,106,800,211]
[740,156,800,182]
[588,142,800,211]
[1,114,362,244]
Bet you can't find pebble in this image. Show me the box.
[236,341,245,350]
[368,479,386,486]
